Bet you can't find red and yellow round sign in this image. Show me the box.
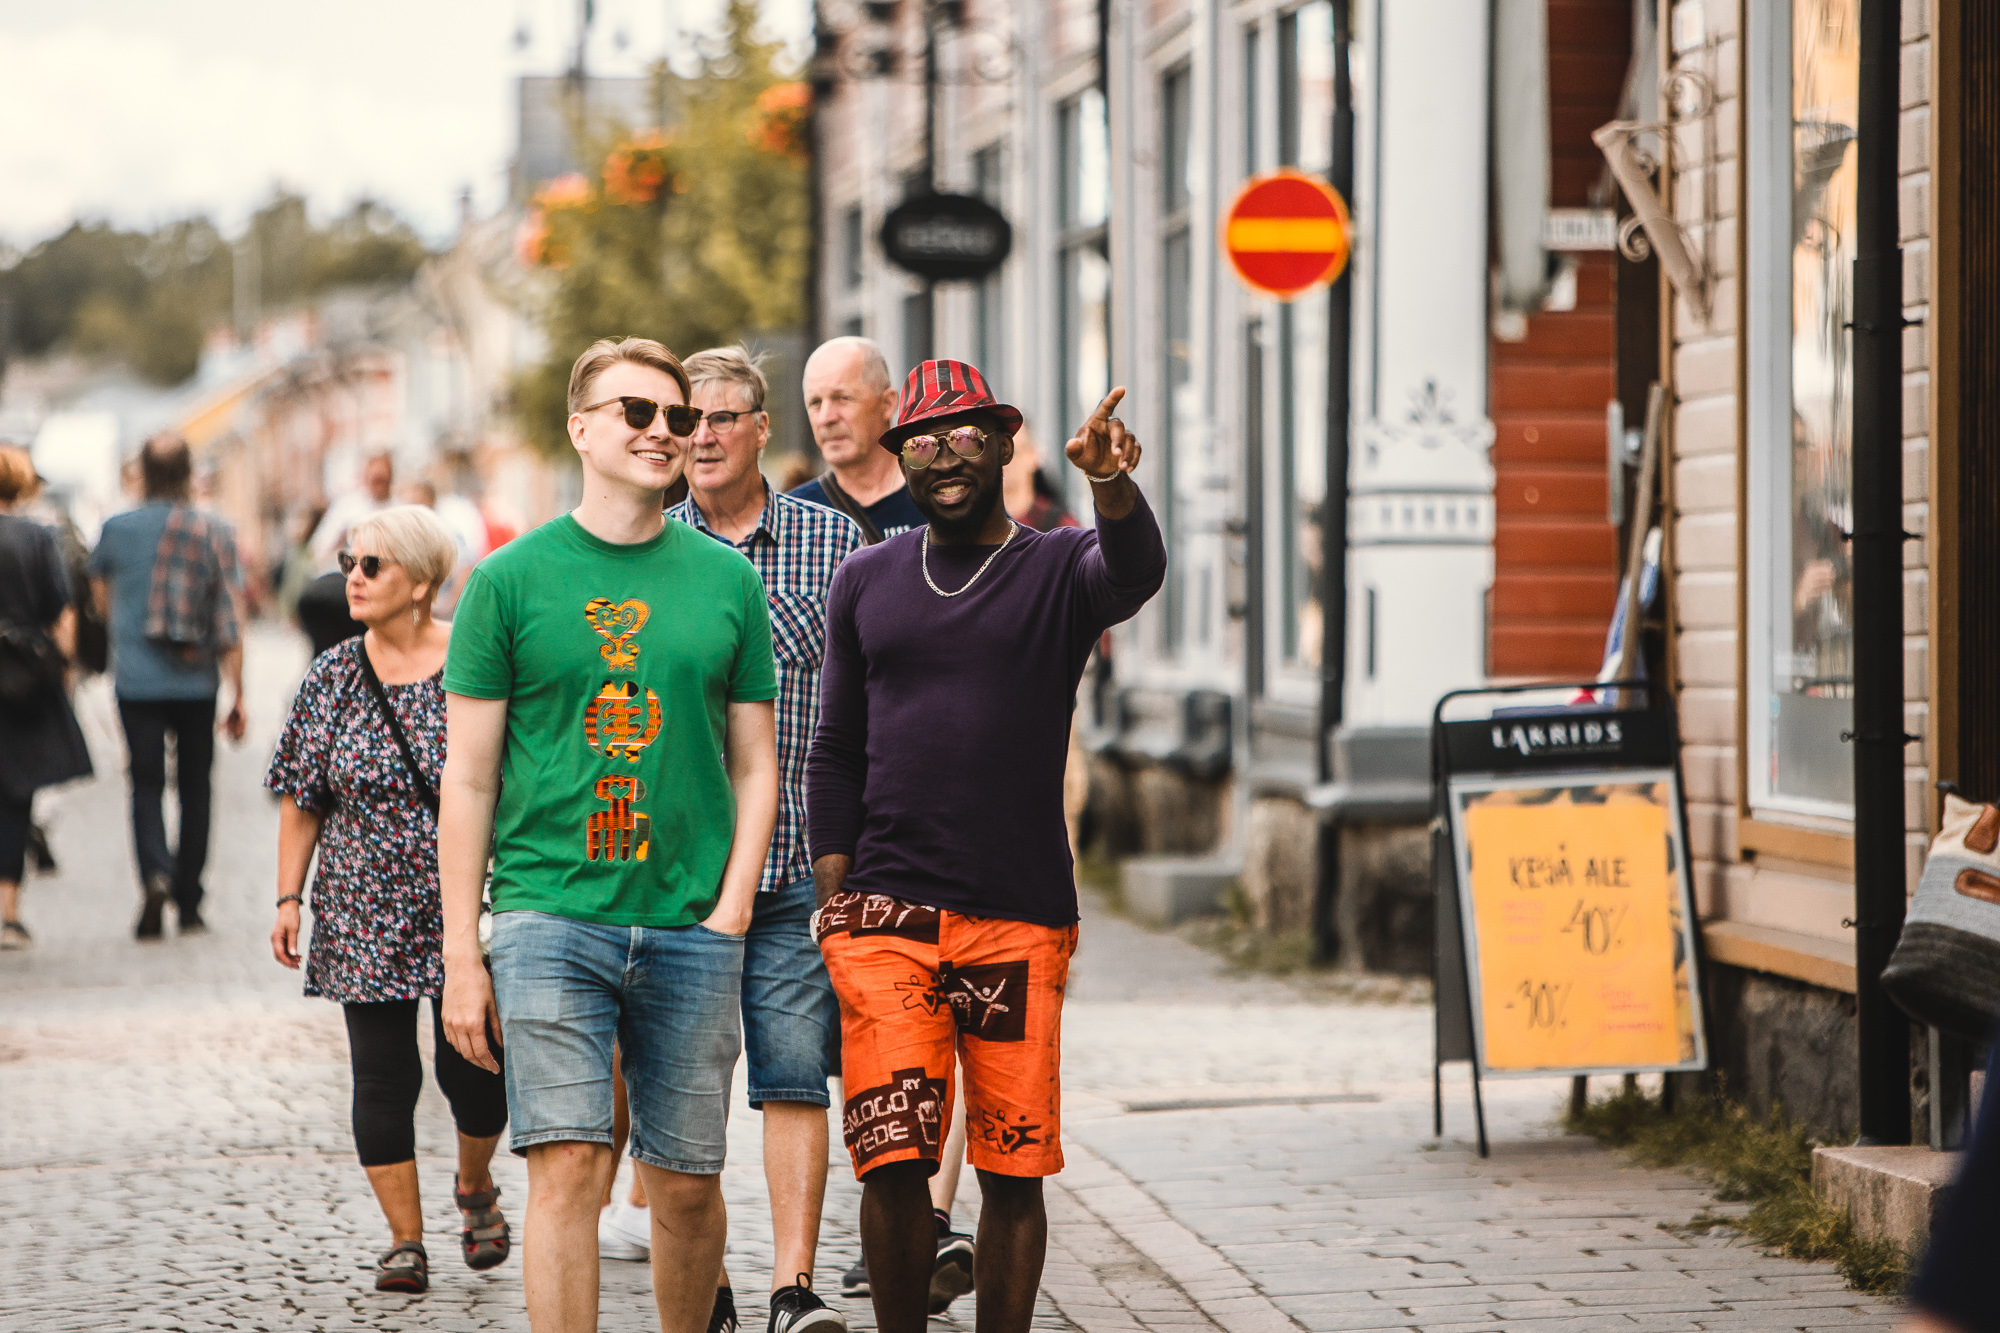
[1222,171,1353,301]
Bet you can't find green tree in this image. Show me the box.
[512,0,810,459]
[0,192,428,386]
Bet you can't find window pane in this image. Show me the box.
[1292,2,1334,173]
[1060,90,1110,229]
[1163,67,1193,214]
[1280,291,1329,667]
[1163,226,1193,650]
[1766,0,1858,809]
[1244,27,1261,172]
[1060,244,1111,432]
[841,206,864,290]
[902,290,933,377]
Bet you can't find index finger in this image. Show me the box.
[1087,387,1127,425]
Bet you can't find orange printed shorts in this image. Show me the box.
[817,892,1077,1180]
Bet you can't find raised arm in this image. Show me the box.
[439,692,508,1073]
[705,699,779,935]
[1065,387,1169,622]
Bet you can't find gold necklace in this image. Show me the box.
[921,521,1018,598]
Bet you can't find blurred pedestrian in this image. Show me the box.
[438,337,778,1333]
[806,369,1164,1333]
[88,433,246,941]
[311,450,396,570]
[791,337,924,543]
[664,344,859,1333]
[0,446,93,950]
[265,504,510,1295]
[1002,427,1078,533]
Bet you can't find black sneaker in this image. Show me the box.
[176,908,207,937]
[768,1274,846,1333]
[709,1285,738,1333]
[136,873,170,940]
[929,1229,975,1315]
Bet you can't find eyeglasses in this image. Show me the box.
[700,408,762,432]
[901,426,991,471]
[338,552,393,580]
[580,395,703,437]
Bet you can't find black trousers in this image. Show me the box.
[116,696,215,915]
[342,998,508,1168]
[0,795,29,884]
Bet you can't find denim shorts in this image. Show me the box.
[742,877,839,1109]
[488,909,743,1174]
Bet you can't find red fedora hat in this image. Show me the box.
[878,359,1024,453]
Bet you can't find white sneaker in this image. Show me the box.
[598,1201,651,1261]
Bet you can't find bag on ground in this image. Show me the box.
[1881,791,2000,1039]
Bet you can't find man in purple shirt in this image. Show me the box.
[806,360,1164,1333]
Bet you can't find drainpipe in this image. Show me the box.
[1849,0,1909,1146]
[1319,2,1354,779]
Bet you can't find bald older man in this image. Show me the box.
[789,338,924,544]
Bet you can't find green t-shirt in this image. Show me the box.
[445,514,778,927]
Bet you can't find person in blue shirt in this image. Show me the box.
[88,434,246,939]
[790,338,926,544]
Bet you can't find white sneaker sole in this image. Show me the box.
[775,1307,848,1333]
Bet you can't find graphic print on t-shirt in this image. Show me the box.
[584,680,662,762]
[581,597,657,860]
[587,774,651,861]
[585,596,649,670]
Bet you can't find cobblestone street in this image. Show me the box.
[1,632,1899,1332]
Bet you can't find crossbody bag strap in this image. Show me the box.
[816,469,884,546]
[356,639,440,816]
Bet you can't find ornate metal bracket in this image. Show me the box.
[1592,66,1716,323]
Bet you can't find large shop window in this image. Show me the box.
[1746,0,1859,817]
[1275,1,1333,672]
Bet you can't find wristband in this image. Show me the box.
[276,893,303,907]
[1085,469,1126,484]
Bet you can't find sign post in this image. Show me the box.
[1431,682,1709,1156]
[1222,170,1353,301]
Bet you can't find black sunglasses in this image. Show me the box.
[338,552,392,580]
[581,395,703,437]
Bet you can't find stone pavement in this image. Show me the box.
[1,629,1899,1331]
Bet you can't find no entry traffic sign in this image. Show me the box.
[1222,171,1352,301]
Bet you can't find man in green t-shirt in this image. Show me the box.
[439,336,779,1333]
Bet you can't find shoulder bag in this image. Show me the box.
[1881,791,2000,1039]
[814,470,885,546]
[356,639,493,955]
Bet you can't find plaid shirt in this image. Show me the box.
[670,485,862,892]
[143,506,241,659]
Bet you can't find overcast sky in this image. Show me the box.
[0,0,810,251]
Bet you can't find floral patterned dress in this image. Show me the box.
[265,636,447,1004]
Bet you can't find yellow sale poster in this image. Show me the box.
[1455,778,1701,1074]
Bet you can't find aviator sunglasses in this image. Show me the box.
[338,552,392,580]
[581,395,705,437]
[901,425,992,470]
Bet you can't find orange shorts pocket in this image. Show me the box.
[819,893,1076,1179]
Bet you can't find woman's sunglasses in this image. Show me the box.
[581,395,703,437]
[901,426,991,471]
[338,552,392,580]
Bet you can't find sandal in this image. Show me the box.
[454,1177,511,1271]
[375,1240,429,1294]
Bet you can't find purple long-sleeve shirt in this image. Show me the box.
[806,493,1167,925]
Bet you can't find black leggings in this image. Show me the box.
[342,999,508,1168]
[0,795,29,885]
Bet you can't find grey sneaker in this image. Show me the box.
[0,920,30,951]
[838,1258,868,1298]
[929,1229,975,1315]
[768,1274,845,1333]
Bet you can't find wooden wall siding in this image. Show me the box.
[1487,0,1630,679]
